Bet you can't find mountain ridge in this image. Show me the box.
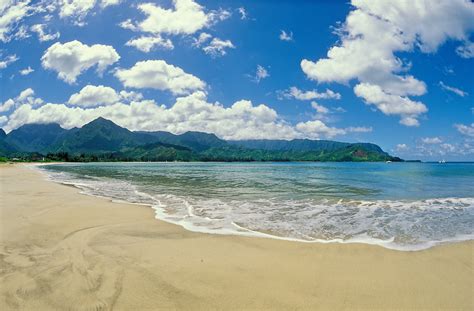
[0,118,402,162]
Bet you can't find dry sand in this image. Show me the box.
[0,164,473,310]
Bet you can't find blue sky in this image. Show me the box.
[0,0,473,160]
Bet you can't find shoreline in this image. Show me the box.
[34,162,474,252]
[1,163,473,310]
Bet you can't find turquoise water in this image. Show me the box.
[40,162,474,250]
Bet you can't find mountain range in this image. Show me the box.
[0,117,402,162]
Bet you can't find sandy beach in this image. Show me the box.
[0,164,473,310]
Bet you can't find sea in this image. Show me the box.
[38,162,474,251]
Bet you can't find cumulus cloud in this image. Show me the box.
[58,0,95,23]
[115,60,206,95]
[454,123,474,138]
[439,81,468,97]
[192,33,234,57]
[311,101,329,114]
[354,83,427,127]
[125,35,174,52]
[31,23,60,42]
[414,140,474,158]
[0,115,7,125]
[0,87,43,114]
[279,30,293,41]
[3,89,371,140]
[421,137,442,144]
[100,0,121,8]
[0,0,31,42]
[0,53,18,69]
[120,0,230,50]
[1,0,119,41]
[41,40,120,83]
[57,0,121,25]
[278,86,341,100]
[301,0,474,126]
[395,143,409,152]
[68,85,120,107]
[295,120,346,139]
[19,66,34,75]
[192,32,212,46]
[202,37,235,57]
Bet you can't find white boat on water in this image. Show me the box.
[438,159,446,163]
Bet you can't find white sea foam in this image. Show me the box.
[37,165,474,251]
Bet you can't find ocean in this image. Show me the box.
[39,162,474,251]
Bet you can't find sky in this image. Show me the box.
[0,0,473,161]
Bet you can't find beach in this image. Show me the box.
[1,164,473,310]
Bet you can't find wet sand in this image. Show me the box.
[1,164,473,310]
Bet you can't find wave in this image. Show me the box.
[36,166,474,251]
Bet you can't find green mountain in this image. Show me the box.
[51,117,142,153]
[0,129,17,157]
[228,139,346,151]
[1,117,402,162]
[137,130,227,152]
[5,123,67,153]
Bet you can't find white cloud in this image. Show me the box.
[279,86,341,100]
[301,0,474,126]
[0,87,43,114]
[440,143,456,153]
[311,101,329,114]
[253,65,269,83]
[0,53,18,69]
[119,18,136,31]
[13,24,29,40]
[414,140,474,158]
[68,85,120,107]
[456,41,474,58]
[454,123,474,138]
[439,81,468,97]
[296,120,346,139]
[192,32,212,46]
[237,7,247,20]
[31,23,60,42]
[100,0,121,8]
[346,126,372,133]
[119,90,143,102]
[57,0,96,25]
[115,60,206,95]
[354,83,427,127]
[0,0,31,42]
[395,143,409,152]
[202,37,235,57]
[3,89,370,140]
[0,99,16,114]
[41,40,120,83]
[120,1,231,53]
[57,0,120,25]
[421,137,442,144]
[279,30,293,41]
[125,35,174,52]
[192,33,234,57]
[121,1,229,36]
[19,66,34,75]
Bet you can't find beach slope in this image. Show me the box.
[0,164,473,310]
